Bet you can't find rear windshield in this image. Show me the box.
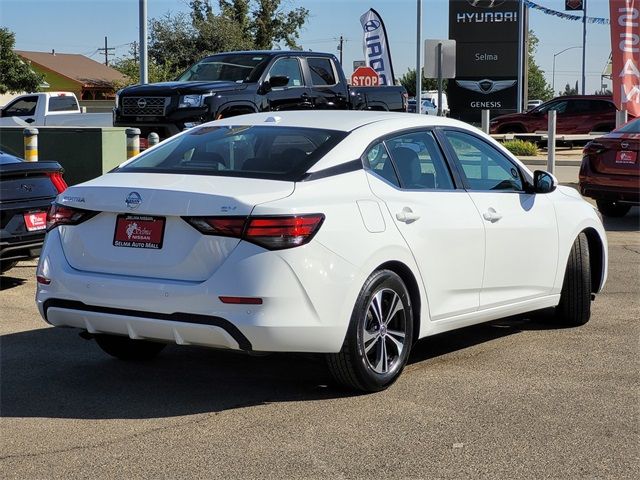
[177,54,271,83]
[616,117,640,134]
[115,125,348,181]
[48,95,79,112]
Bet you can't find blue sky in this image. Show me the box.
[1,0,613,94]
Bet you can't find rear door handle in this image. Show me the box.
[396,207,420,223]
[482,207,502,223]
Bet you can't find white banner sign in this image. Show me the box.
[360,9,395,86]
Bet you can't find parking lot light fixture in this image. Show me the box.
[552,46,582,95]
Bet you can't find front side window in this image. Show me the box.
[443,131,523,192]
[117,126,347,181]
[266,58,304,87]
[307,58,337,86]
[385,131,454,190]
[3,97,38,117]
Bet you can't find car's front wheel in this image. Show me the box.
[327,270,413,392]
[556,232,592,326]
[94,334,166,361]
[596,199,631,218]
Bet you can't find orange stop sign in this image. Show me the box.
[351,66,380,87]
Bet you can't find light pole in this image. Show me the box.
[552,46,582,96]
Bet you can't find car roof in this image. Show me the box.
[210,110,469,133]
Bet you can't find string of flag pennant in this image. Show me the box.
[524,1,610,25]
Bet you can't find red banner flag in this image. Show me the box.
[610,0,640,117]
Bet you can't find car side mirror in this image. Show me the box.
[533,170,557,194]
[269,75,290,88]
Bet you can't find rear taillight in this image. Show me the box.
[583,141,606,156]
[184,214,325,250]
[47,204,96,230]
[46,172,68,193]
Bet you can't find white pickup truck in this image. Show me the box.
[0,92,112,127]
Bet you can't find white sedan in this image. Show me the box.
[37,111,607,392]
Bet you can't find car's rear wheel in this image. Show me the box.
[596,199,631,218]
[556,232,591,326]
[94,334,166,361]
[0,260,19,274]
[327,270,413,392]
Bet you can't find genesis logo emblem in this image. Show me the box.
[19,183,33,192]
[467,0,507,7]
[137,98,147,109]
[363,20,380,32]
[456,79,516,94]
[125,192,142,210]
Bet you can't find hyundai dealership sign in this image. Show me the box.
[448,0,525,121]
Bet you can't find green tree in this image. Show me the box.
[561,80,579,96]
[527,31,554,101]
[111,45,179,87]
[146,1,309,79]
[398,68,442,98]
[0,28,44,94]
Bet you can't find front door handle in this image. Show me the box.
[396,207,420,223]
[482,207,502,223]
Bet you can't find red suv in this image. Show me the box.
[490,96,618,134]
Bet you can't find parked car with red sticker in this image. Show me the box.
[579,117,640,217]
[0,150,67,273]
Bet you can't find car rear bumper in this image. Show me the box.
[579,165,640,203]
[36,229,360,353]
[0,237,44,261]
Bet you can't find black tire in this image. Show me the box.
[596,199,631,218]
[94,334,166,361]
[0,260,19,274]
[327,270,413,392]
[556,232,592,326]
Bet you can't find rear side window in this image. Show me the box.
[3,97,38,116]
[444,130,523,192]
[364,142,400,187]
[117,126,347,181]
[385,131,454,190]
[48,95,79,112]
[307,58,337,86]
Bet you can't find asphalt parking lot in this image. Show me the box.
[1,205,638,479]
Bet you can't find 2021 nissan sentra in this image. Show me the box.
[0,150,67,274]
[36,111,608,392]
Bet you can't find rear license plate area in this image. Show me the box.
[23,211,47,232]
[113,215,166,249]
[615,150,637,164]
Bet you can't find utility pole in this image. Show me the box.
[132,41,138,64]
[581,0,587,95]
[98,36,115,66]
[337,35,344,65]
[139,0,148,84]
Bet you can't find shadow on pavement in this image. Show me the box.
[602,206,640,232]
[0,275,26,291]
[1,310,564,420]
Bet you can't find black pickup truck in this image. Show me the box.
[114,51,407,137]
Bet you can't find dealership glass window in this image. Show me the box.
[48,95,79,112]
[307,58,337,86]
[3,96,38,117]
[385,131,454,190]
[266,58,304,87]
[364,142,400,187]
[444,131,523,192]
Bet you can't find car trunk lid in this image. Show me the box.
[56,173,294,281]
[587,135,640,176]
